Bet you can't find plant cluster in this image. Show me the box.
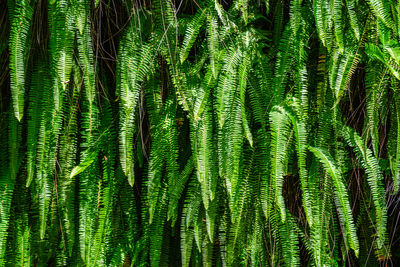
[1,0,400,265]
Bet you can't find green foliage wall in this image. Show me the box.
[1,0,400,265]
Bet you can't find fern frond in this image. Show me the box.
[74,3,102,259]
[192,100,217,210]
[180,7,208,63]
[193,49,223,121]
[308,146,359,256]
[287,107,313,225]
[168,156,194,225]
[57,63,81,259]
[239,49,253,147]
[279,212,300,266]
[180,178,200,266]
[331,49,360,107]
[333,0,344,52]
[366,43,400,79]
[313,0,331,48]
[366,0,395,30]
[207,11,219,78]
[216,45,241,127]
[343,126,388,250]
[26,62,47,187]
[393,89,400,193]
[0,113,21,264]
[8,0,33,121]
[272,25,294,106]
[48,0,75,110]
[218,96,243,200]
[117,20,155,186]
[345,0,361,40]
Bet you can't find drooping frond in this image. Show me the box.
[345,0,361,40]
[0,113,21,264]
[117,18,155,186]
[269,106,292,222]
[313,0,330,48]
[308,146,359,256]
[192,100,217,210]
[366,0,394,30]
[48,0,75,110]
[216,45,241,127]
[343,126,388,250]
[286,105,313,225]
[393,89,400,193]
[8,0,33,121]
[180,7,208,64]
[1,0,400,265]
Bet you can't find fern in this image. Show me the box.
[366,43,400,79]
[342,126,388,250]
[26,61,48,187]
[48,0,74,110]
[117,21,155,186]
[313,0,331,48]
[180,7,208,63]
[279,212,300,266]
[0,113,21,264]
[309,146,359,256]
[8,0,33,121]
[239,48,253,147]
[345,0,361,40]
[207,11,219,79]
[216,45,241,127]
[393,89,400,193]
[269,106,292,222]
[57,63,81,259]
[366,0,395,30]
[333,0,344,52]
[1,0,400,265]
[365,64,387,156]
[192,100,217,210]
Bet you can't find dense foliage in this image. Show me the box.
[1,0,400,265]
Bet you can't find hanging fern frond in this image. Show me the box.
[216,45,241,127]
[393,89,400,194]
[308,146,359,256]
[8,0,33,121]
[207,11,219,79]
[333,0,344,52]
[48,0,75,110]
[1,0,399,265]
[345,0,361,40]
[287,106,313,225]
[239,48,253,147]
[117,19,155,186]
[366,43,400,79]
[0,114,21,264]
[342,126,388,250]
[180,7,208,63]
[269,106,292,222]
[192,100,217,210]
[366,0,395,30]
[313,0,331,48]
[279,211,300,266]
